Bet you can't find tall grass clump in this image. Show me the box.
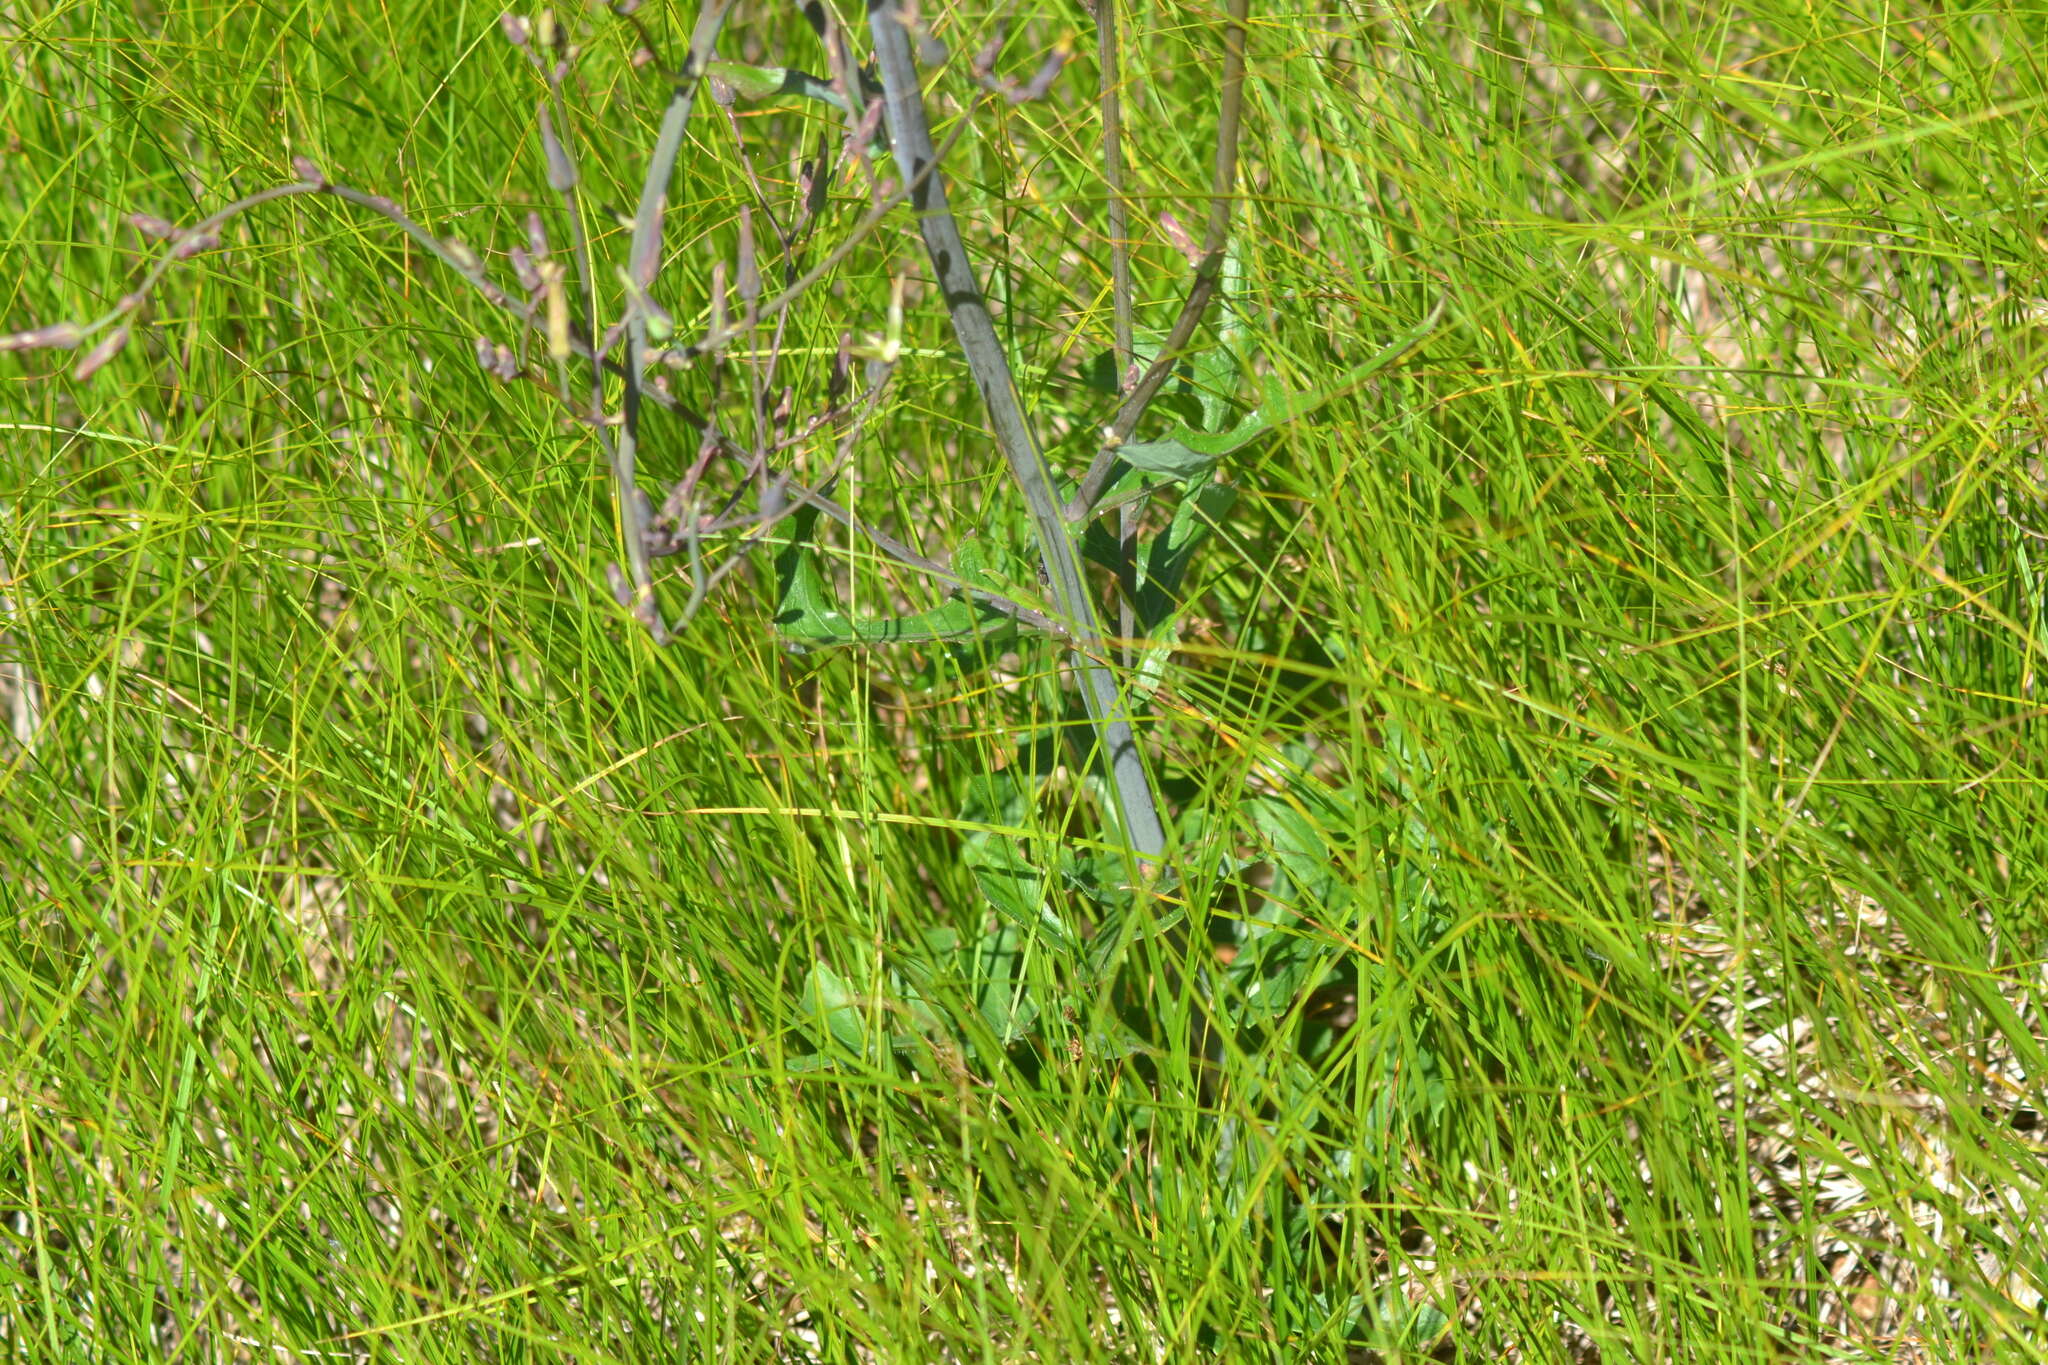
[3,1,2045,1361]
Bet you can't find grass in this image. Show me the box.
[4,0,2047,1360]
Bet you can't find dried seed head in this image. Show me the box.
[499,12,530,46]
[1159,211,1201,265]
[126,212,181,242]
[972,29,1005,79]
[0,321,83,353]
[508,246,542,293]
[706,261,727,341]
[476,336,519,380]
[535,8,558,51]
[291,154,326,186]
[538,106,577,192]
[71,323,131,382]
[735,207,760,304]
[849,99,884,161]
[541,260,571,361]
[629,193,664,287]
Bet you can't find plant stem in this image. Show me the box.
[864,0,1166,866]
[1097,0,1139,659]
[1065,0,1249,523]
[616,0,738,641]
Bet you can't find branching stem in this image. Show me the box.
[865,0,1166,866]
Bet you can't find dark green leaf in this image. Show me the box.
[774,505,1020,646]
[1110,299,1445,484]
[1114,438,1221,482]
[970,924,1038,1045]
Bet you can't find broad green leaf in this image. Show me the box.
[1106,299,1446,485]
[1199,241,1247,432]
[964,835,1078,954]
[1246,790,1349,913]
[1136,477,1237,624]
[1114,437,1221,482]
[958,772,1031,827]
[1128,476,1238,696]
[774,505,1020,646]
[970,923,1038,1045]
[801,960,867,1054]
[706,61,852,111]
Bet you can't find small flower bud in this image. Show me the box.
[508,246,542,293]
[972,31,1004,79]
[474,337,519,380]
[291,155,326,186]
[0,321,83,352]
[170,228,221,260]
[126,213,181,242]
[1159,211,1201,265]
[72,323,132,382]
[1011,47,1070,104]
[499,12,530,46]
